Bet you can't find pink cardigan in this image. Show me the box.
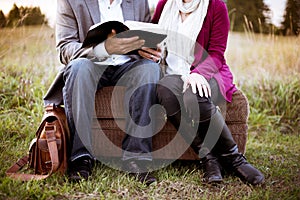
[152,0,237,102]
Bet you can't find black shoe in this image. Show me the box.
[230,155,265,186]
[201,154,223,184]
[123,160,157,186]
[68,156,94,182]
[200,110,264,186]
[220,146,264,186]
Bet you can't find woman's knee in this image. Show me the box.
[157,83,174,102]
[183,90,216,121]
[156,83,181,116]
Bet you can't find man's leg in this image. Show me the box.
[63,58,105,181]
[110,59,160,185]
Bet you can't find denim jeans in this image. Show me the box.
[62,58,161,162]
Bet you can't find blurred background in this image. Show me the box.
[0,0,299,199]
[0,0,299,35]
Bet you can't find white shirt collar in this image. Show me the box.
[98,0,124,23]
[95,0,130,65]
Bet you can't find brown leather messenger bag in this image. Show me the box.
[6,104,70,181]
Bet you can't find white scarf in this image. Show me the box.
[158,0,209,75]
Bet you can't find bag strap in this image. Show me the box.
[5,156,48,181]
[44,123,60,172]
[6,124,60,181]
[5,155,29,175]
[45,125,59,173]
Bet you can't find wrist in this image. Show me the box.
[93,42,110,58]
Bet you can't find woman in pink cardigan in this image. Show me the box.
[141,0,264,185]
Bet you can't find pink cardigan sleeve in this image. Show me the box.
[151,0,168,24]
[191,1,230,79]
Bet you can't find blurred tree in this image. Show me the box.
[6,4,47,27]
[7,3,21,27]
[0,10,6,28]
[19,6,47,26]
[281,0,300,35]
[227,0,270,33]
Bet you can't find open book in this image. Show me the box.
[81,20,167,52]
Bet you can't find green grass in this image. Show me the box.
[0,26,300,200]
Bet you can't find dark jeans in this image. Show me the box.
[156,75,226,156]
[63,58,161,162]
[156,75,224,121]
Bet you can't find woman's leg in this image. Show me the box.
[157,76,264,185]
[183,81,264,185]
[157,75,223,183]
[200,109,264,185]
[156,75,202,149]
[182,84,224,183]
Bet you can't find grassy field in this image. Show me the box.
[0,26,299,200]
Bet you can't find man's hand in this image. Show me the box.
[105,30,145,55]
[182,73,211,98]
[138,46,162,63]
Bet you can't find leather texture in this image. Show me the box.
[6,104,70,181]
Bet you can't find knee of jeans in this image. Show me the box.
[157,84,171,103]
[65,58,95,79]
[198,102,216,121]
[138,61,161,81]
[184,95,216,121]
[156,84,180,115]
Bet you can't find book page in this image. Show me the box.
[124,20,166,35]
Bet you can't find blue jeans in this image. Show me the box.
[62,58,161,162]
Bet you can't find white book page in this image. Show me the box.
[124,20,166,35]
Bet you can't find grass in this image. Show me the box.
[0,26,300,200]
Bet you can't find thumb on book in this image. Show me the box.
[108,29,117,38]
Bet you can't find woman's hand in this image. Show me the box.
[105,29,145,55]
[138,46,162,63]
[182,73,211,98]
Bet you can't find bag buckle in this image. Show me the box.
[44,125,56,132]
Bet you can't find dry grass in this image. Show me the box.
[0,26,299,200]
[0,25,59,84]
[226,32,300,85]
